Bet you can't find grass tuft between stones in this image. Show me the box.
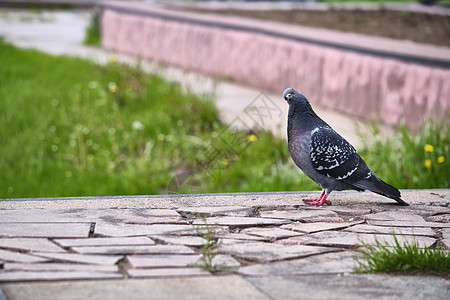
[354,233,450,278]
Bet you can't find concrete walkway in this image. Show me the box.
[0,190,449,299]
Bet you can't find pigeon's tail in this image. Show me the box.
[353,175,409,206]
[368,177,409,206]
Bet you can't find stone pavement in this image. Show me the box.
[0,190,449,299]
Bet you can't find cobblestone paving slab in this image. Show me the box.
[240,227,304,240]
[128,267,211,278]
[219,242,340,262]
[238,251,355,276]
[31,252,123,265]
[326,206,372,216]
[0,271,123,282]
[72,244,195,255]
[127,254,202,268]
[94,223,195,236]
[343,224,437,236]
[426,214,450,223]
[367,220,450,228]
[176,206,254,217]
[247,274,450,300]
[0,223,92,238]
[0,249,50,264]
[362,211,427,222]
[0,238,66,252]
[126,254,239,269]
[399,206,450,217]
[260,209,343,222]
[3,263,119,273]
[150,235,206,246]
[281,221,363,233]
[277,231,436,248]
[442,228,450,248]
[0,276,270,300]
[0,209,182,223]
[192,216,290,227]
[53,236,155,247]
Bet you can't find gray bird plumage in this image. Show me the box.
[283,88,409,206]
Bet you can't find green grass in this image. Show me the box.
[84,13,101,46]
[357,120,449,189]
[354,234,450,278]
[0,39,314,198]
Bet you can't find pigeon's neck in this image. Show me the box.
[287,104,326,141]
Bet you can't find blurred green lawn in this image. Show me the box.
[0,40,447,199]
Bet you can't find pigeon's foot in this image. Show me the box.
[303,198,331,206]
[303,191,331,206]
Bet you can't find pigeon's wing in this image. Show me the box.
[310,127,371,182]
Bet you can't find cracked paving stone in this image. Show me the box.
[127,254,239,268]
[399,205,450,217]
[260,210,343,222]
[281,221,363,234]
[71,244,195,255]
[277,231,435,248]
[240,227,304,240]
[0,271,123,282]
[0,249,50,263]
[0,223,92,238]
[219,242,339,263]
[362,211,426,222]
[442,228,450,249]
[151,235,206,247]
[31,252,123,265]
[327,206,371,216]
[343,224,437,237]
[238,251,356,276]
[0,238,65,252]
[4,263,118,273]
[217,233,268,242]
[53,236,155,247]
[0,208,181,223]
[94,223,195,237]
[127,267,210,278]
[192,217,289,227]
[425,214,450,223]
[176,206,253,217]
[367,220,450,228]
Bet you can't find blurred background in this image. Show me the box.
[0,0,448,199]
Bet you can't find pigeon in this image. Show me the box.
[283,88,409,206]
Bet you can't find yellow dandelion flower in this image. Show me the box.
[109,54,118,63]
[437,156,445,164]
[108,82,117,93]
[424,144,434,153]
[424,159,432,168]
[221,159,229,167]
[248,134,257,142]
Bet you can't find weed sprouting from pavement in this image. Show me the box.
[190,216,226,273]
[354,233,450,278]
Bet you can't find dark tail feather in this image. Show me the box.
[354,176,409,206]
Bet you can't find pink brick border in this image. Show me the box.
[101,4,450,127]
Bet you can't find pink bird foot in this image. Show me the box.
[303,191,331,206]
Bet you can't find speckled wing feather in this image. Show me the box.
[310,127,370,183]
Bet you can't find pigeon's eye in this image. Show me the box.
[285,93,292,101]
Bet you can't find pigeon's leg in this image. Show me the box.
[303,190,331,206]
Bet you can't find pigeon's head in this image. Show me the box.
[283,88,309,106]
